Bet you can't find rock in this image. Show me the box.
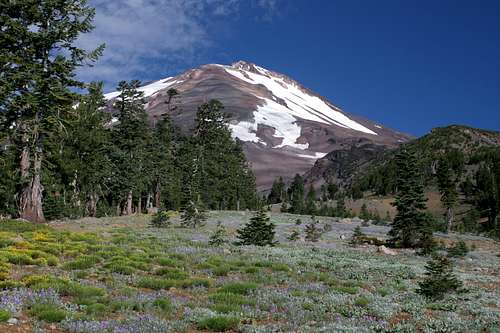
[377,245,397,255]
[223,248,231,255]
[7,318,19,325]
[339,234,346,240]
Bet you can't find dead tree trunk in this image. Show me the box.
[19,145,45,223]
[125,191,133,215]
[154,182,161,208]
[86,193,99,217]
[446,207,454,233]
[137,195,142,214]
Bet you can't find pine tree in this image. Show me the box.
[268,177,285,204]
[437,158,458,232]
[288,174,305,214]
[111,80,152,215]
[304,216,322,242]
[209,222,227,246]
[350,226,365,246]
[150,210,171,228]
[60,82,113,217]
[389,149,432,248]
[417,254,463,299]
[447,240,469,257]
[305,185,317,215]
[359,203,370,221]
[336,196,347,218]
[0,0,104,222]
[181,200,207,228]
[236,208,277,246]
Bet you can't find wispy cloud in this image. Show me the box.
[77,0,280,91]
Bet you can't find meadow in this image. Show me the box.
[0,211,498,333]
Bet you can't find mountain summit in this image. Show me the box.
[104,61,410,189]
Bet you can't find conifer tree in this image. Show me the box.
[359,203,370,221]
[268,177,285,204]
[288,174,305,214]
[437,158,459,232]
[388,149,432,248]
[209,222,227,246]
[236,208,277,246]
[181,200,207,228]
[417,254,463,299]
[336,196,347,218]
[305,185,317,215]
[350,226,365,246]
[61,82,112,217]
[0,0,104,222]
[304,216,322,242]
[111,80,151,215]
[150,209,171,228]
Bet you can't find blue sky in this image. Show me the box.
[81,0,500,136]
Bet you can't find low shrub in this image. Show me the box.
[219,282,257,295]
[197,315,239,332]
[29,303,67,323]
[0,309,10,322]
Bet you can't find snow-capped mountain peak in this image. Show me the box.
[103,61,410,188]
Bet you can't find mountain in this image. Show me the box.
[104,61,411,189]
[305,125,500,194]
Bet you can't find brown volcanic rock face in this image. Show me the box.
[104,61,411,190]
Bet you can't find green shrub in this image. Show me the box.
[136,277,176,290]
[197,315,239,332]
[63,255,100,270]
[333,286,358,294]
[29,303,67,322]
[447,240,469,257]
[354,296,371,307]
[150,210,171,228]
[155,268,189,280]
[219,282,258,295]
[153,298,174,314]
[212,265,230,276]
[84,303,108,317]
[0,309,10,322]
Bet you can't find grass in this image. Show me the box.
[0,310,10,322]
[0,212,498,332]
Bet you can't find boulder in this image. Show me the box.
[377,245,397,255]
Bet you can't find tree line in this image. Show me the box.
[0,0,257,223]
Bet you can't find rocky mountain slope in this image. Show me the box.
[104,61,410,189]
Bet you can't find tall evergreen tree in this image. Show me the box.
[288,174,305,214]
[111,80,151,215]
[388,149,432,248]
[268,177,285,204]
[60,82,113,217]
[0,0,104,222]
[437,158,459,232]
[305,184,317,215]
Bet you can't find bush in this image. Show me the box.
[219,282,258,295]
[0,310,10,322]
[150,210,171,228]
[29,303,67,323]
[349,226,365,246]
[197,315,239,332]
[209,222,227,247]
[155,268,189,280]
[447,240,469,257]
[354,296,371,307]
[304,217,322,242]
[235,209,276,246]
[153,298,174,314]
[63,255,100,270]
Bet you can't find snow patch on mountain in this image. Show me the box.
[222,66,377,135]
[104,77,177,100]
[297,152,328,159]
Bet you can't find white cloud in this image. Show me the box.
[77,0,281,90]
